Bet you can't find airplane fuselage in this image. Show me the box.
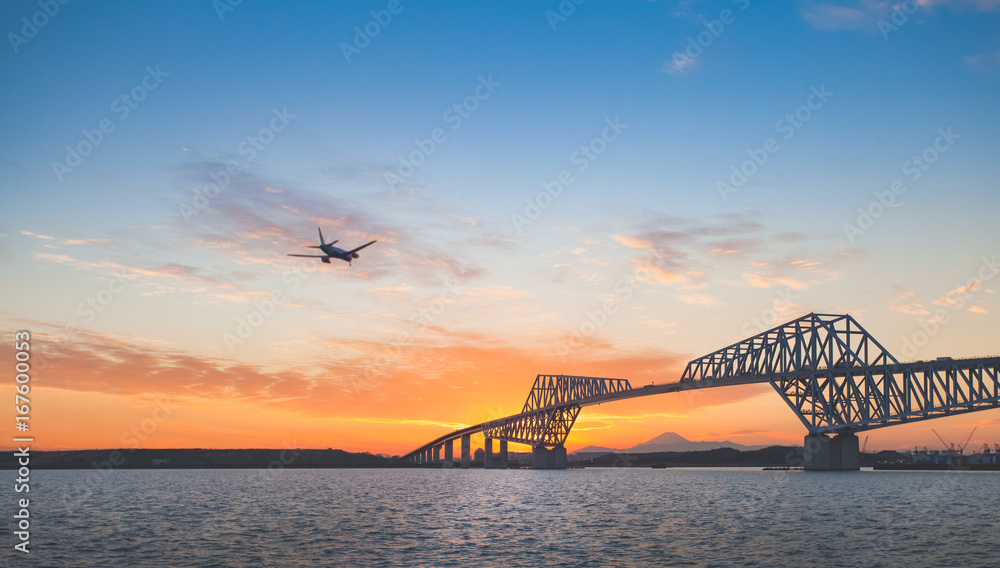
[286,228,376,266]
[320,244,359,262]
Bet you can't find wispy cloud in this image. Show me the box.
[919,0,1000,11]
[676,293,721,307]
[802,0,1000,31]
[933,280,981,308]
[463,286,535,301]
[741,273,809,290]
[612,234,655,249]
[890,287,931,316]
[663,53,699,75]
[22,230,55,240]
[964,49,1000,72]
[801,0,891,31]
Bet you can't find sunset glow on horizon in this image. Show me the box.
[3,0,1000,457]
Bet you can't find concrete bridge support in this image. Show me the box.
[433,445,441,464]
[461,434,471,469]
[443,439,453,468]
[484,438,494,469]
[803,433,860,471]
[533,445,567,469]
[483,438,509,469]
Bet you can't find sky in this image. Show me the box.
[1,0,999,456]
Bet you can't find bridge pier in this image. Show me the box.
[803,433,859,471]
[443,439,453,468]
[532,445,567,469]
[483,438,510,469]
[433,444,441,464]
[499,440,508,469]
[461,434,471,469]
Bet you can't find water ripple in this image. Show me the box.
[2,468,999,567]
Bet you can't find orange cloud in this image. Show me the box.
[676,294,721,307]
[741,273,808,290]
[5,319,804,454]
[612,234,654,249]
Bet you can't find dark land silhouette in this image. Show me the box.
[1,446,909,470]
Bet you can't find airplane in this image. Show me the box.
[287,227,376,266]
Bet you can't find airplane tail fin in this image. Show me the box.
[318,227,325,246]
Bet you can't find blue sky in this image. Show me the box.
[2,0,999,452]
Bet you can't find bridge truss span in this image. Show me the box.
[483,375,632,449]
[680,313,897,383]
[401,313,1000,469]
[776,356,1000,433]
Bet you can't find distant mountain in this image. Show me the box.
[573,432,770,455]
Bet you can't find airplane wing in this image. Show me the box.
[348,240,377,254]
[287,254,328,258]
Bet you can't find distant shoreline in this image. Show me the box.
[0,448,413,470]
[0,446,911,470]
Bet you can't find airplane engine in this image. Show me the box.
[321,257,331,264]
[352,253,360,259]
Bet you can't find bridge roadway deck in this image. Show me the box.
[402,356,1000,460]
[401,375,764,460]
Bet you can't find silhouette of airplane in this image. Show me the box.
[287,227,376,266]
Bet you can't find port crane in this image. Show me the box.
[932,427,978,455]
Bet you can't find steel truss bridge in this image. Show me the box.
[402,313,1000,470]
